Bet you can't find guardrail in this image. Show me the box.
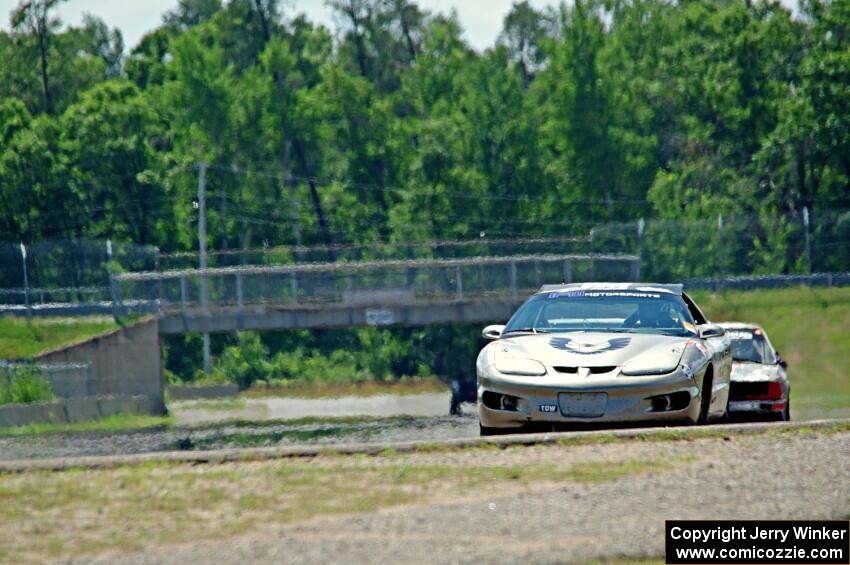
[115,253,642,312]
[684,272,850,291]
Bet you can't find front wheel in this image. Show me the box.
[697,371,713,425]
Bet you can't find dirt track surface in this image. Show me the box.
[0,412,480,461]
[0,389,832,462]
[172,392,453,426]
[62,429,850,565]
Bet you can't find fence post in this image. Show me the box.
[20,242,31,321]
[197,161,211,374]
[106,240,120,322]
[510,260,518,303]
[563,259,572,284]
[717,214,724,288]
[180,274,188,314]
[290,271,299,305]
[155,247,163,313]
[236,272,243,311]
[803,206,812,274]
[345,273,353,304]
[636,218,645,281]
[455,266,463,301]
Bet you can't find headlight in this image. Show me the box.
[621,342,687,376]
[494,357,547,376]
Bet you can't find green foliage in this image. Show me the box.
[0,363,54,405]
[211,332,270,388]
[177,323,483,388]
[0,0,848,256]
[0,316,118,359]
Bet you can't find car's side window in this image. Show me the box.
[681,293,708,324]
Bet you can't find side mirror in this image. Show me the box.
[698,324,726,339]
[482,325,505,340]
[776,353,788,369]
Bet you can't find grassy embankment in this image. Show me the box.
[0,317,120,407]
[0,316,118,359]
[690,285,850,417]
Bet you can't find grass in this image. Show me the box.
[0,455,679,563]
[0,316,119,359]
[0,365,54,405]
[241,376,446,399]
[0,414,173,437]
[172,397,247,411]
[689,285,850,415]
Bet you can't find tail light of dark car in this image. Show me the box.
[730,381,783,401]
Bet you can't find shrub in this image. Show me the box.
[211,332,270,389]
[0,364,55,405]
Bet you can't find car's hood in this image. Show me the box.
[731,362,783,382]
[499,332,689,368]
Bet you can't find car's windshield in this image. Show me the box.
[503,288,698,337]
[726,329,774,364]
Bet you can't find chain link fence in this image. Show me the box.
[2,208,850,317]
[0,239,157,305]
[591,208,850,280]
[0,361,93,403]
[117,254,641,311]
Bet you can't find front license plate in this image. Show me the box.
[558,392,607,418]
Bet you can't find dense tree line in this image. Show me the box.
[2,0,848,251]
[2,0,849,382]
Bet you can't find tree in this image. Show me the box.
[498,1,554,85]
[163,0,222,32]
[78,13,125,78]
[59,81,175,246]
[10,0,66,114]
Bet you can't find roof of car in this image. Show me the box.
[717,322,764,330]
[537,282,684,295]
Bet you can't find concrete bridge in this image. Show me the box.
[115,253,641,334]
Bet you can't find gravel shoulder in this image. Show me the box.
[84,432,850,564]
[1,427,846,564]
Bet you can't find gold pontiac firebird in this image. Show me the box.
[476,283,732,435]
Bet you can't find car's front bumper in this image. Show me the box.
[728,399,787,414]
[477,368,702,429]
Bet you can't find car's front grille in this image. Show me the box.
[553,366,617,375]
